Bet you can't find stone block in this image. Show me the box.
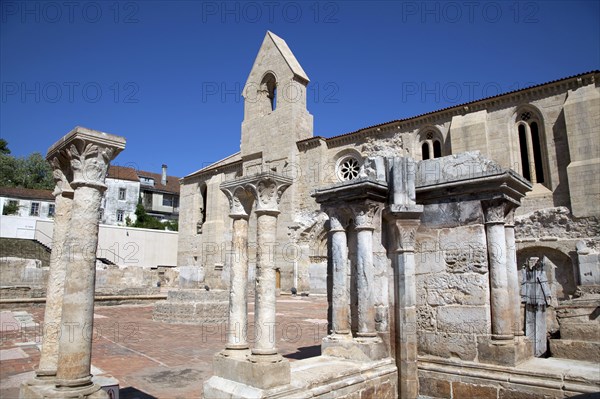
[477,336,533,366]
[560,323,600,341]
[212,352,290,390]
[418,375,451,398]
[418,331,477,361]
[549,339,600,362]
[452,381,497,399]
[321,336,388,361]
[436,306,489,334]
[425,274,488,306]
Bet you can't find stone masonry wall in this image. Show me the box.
[415,200,491,361]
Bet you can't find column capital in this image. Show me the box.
[504,207,515,227]
[48,153,74,199]
[47,127,125,191]
[220,184,253,219]
[389,219,421,253]
[351,201,381,231]
[324,206,350,232]
[481,199,508,225]
[246,173,292,214]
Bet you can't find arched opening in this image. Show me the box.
[422,142,430,160]
[515,108,547,185]
[433,140,442,158]
[260,73,277,113]
[197,183,208,234]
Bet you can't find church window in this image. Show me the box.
[419,130,443,160]
[336,156,361,181]
[516,109,546,184]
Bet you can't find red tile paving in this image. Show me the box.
[0,296,328,398]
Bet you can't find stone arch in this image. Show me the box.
[517,246,576,301]
[260,71,278,112]
[511,104,550,188]
[416,126,444,160]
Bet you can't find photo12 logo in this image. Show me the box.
[1,81,140,104]
[1,1,140,24]
[200,1,340,24]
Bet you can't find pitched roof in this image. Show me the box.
[0,186,54,201]
[107,165,140,182]
[137,170,180,194]
[107,165,180,194]
[184,152,242,179]
[267,31,309,82]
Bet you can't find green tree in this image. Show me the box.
[0,141,53,189]
[129,203,179,231]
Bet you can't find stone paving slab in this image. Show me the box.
[0,296,328,399]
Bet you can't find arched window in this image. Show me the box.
[516,109,546,184]
[260,73,277,113]
[197,183,208,234]
[422,143,430,160]
[419,130,443,160]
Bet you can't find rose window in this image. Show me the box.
[337,157,361,181]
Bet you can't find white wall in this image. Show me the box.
[2,217,178,268]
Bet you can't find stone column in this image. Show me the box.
[53,130,125,395]
[352,202,380,338]
[482,199,514,341]
[248,175,291,358]
[524,125,537,183]
[505,208,523,336]
[327,208,351,337]
[35,155,74,380]
[220,185,253,351]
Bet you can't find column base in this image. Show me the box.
[212,350,291,390]
[19,382,107,399]
[477,335,533,366]
[322,335,388,361]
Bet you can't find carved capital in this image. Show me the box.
[48,153,73,198]
[247,174,292,214]
[390,219,420,253]
[63,140,114,191]
[324,206,350,232]
[220,185,253,218]
[481,199,507,224]
[504,207,515,227]
[351,201,381,230]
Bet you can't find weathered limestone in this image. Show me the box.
[482,199,514,341]
[35,154,73,380]
[327,207,351,337]
[385,157,423,399]
[314,165,389,362]
[505,209,523,336]
[205,173,293,396]
[21,127,125,399]
[220,183,254,350]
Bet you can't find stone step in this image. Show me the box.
[560,323,600,342]
[549,339,600,362]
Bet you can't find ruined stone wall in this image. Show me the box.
[415,200,492,361]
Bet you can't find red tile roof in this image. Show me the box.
[0,186,55,201]
[107,165,140,182]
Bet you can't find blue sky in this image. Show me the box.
[1,1,599,178]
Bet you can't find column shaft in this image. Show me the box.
[485,222,514,340]
[37,193,72,378]
[227,217,249,349]
[55,186,103,387]
[356,227,376,337]
[253,211,279,355]
[505,223,522,336]
[331,228,350,335]
[525,126,537,183]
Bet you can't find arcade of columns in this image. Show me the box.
[21,127,125,399]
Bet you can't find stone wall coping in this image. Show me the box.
[312,178,388,204]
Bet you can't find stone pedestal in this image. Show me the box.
[477,335,533,367]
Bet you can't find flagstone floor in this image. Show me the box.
[0,295,328,399]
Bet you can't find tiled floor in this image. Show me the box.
[0,295,328,399]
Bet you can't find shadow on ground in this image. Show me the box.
[284,345,321,360]
[119,387,158,399]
